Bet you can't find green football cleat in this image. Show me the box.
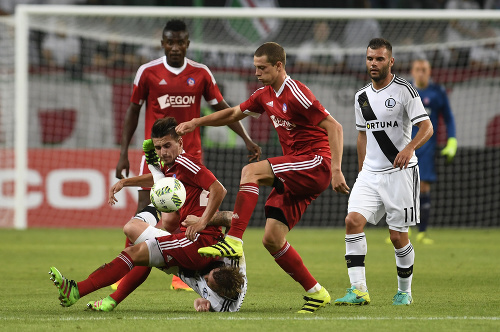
[87,296,118,312]
[142,139,161,167]
[297,286,331,313]
[334,286,370,305]
[48,266,80,307]
[198,237,243,258]
[392,291,413,305]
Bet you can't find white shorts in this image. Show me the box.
[348,166,420,232]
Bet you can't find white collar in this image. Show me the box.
[163,56,187,75]
[275,75,290,97]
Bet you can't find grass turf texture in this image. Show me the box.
[0,228,498,331]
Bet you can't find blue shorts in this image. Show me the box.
[416,150,437,182]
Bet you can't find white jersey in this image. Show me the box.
[354,75,429,173]
[178,255,247,312]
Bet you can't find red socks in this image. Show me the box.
[227,183,259,240]
[77,251,134,297]
[109,266,152,304]
[272,242,317,291]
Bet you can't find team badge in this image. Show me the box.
[203,287,208,299]
[187,77,195,86]
[282,103,287,113]
[385,98,396,108]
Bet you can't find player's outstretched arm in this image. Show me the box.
[184,180,227,241]
[176,106,247,136]
[394,119,433,169]
[318,115,350,194]
[182,211,232,228]
[116,103,142,179]
[108,174,154,205]
[212,100,262,162]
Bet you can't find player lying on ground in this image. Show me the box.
[49,117,246,312]
[177,42,349,313]
[334,38,433,307]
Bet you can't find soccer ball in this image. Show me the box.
[150,177,186,213]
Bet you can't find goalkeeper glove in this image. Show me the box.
[440,137,457,163]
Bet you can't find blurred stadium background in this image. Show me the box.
[0,0,499,229]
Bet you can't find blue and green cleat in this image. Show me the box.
[334,286,370,305]
[392,291,413,305]
[297,286,331,313]
[48,266,80,307]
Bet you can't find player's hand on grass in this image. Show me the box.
[393,146,414,169]
[194,298,211,312]
[331,170,350,194]
[115,155,130,179]
[246,140,262,162]
[441,137,457,163]
[175,120,196,136]
[185,219,208,241]
[108,180,124,205]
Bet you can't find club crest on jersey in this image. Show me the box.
[270,115,296,130]
[203,288,208,299]
[385,98,396,109]
[282,103,288,113]
[187,77,195,86]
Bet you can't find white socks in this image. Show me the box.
[395,242,415,294]
[345,233,367,291]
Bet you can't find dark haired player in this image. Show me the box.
[50,117,246,312]
[334,38,433,306]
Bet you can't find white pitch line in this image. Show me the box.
[1,316,499,322]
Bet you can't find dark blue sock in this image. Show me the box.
[419,192,431,232]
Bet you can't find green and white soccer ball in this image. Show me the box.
[150,177,186,213]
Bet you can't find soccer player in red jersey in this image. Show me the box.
[177,42,350,313]
[49,117,247,312]
[115,19,260,290]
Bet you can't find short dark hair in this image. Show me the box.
[367,38,392,55]
[254,42,286,66]
[151,117,180,141]
[213,266,245,299]
[163,19,188,37]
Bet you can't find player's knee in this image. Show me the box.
[240,164,256,182]
[261,234,284,253]
[345,213,364,232]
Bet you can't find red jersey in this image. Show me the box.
[131,57,224,160]
[161,152,221,237]
[240,76,331,159]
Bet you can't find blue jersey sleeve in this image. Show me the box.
[438,85,456,138]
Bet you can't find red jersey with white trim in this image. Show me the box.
[131,56,224,160]
[239,76,331,159]
[161,152,221,236]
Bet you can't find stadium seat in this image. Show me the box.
[38,109,76,144]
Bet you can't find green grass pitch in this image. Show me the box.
[0,227,498,331]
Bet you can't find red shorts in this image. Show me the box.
[154,232,222,271]
[265,154,331,229]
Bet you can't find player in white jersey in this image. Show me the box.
[334,38,433,306]
[179,254,247,312]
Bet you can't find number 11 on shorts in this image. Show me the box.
[404,207,414,223]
